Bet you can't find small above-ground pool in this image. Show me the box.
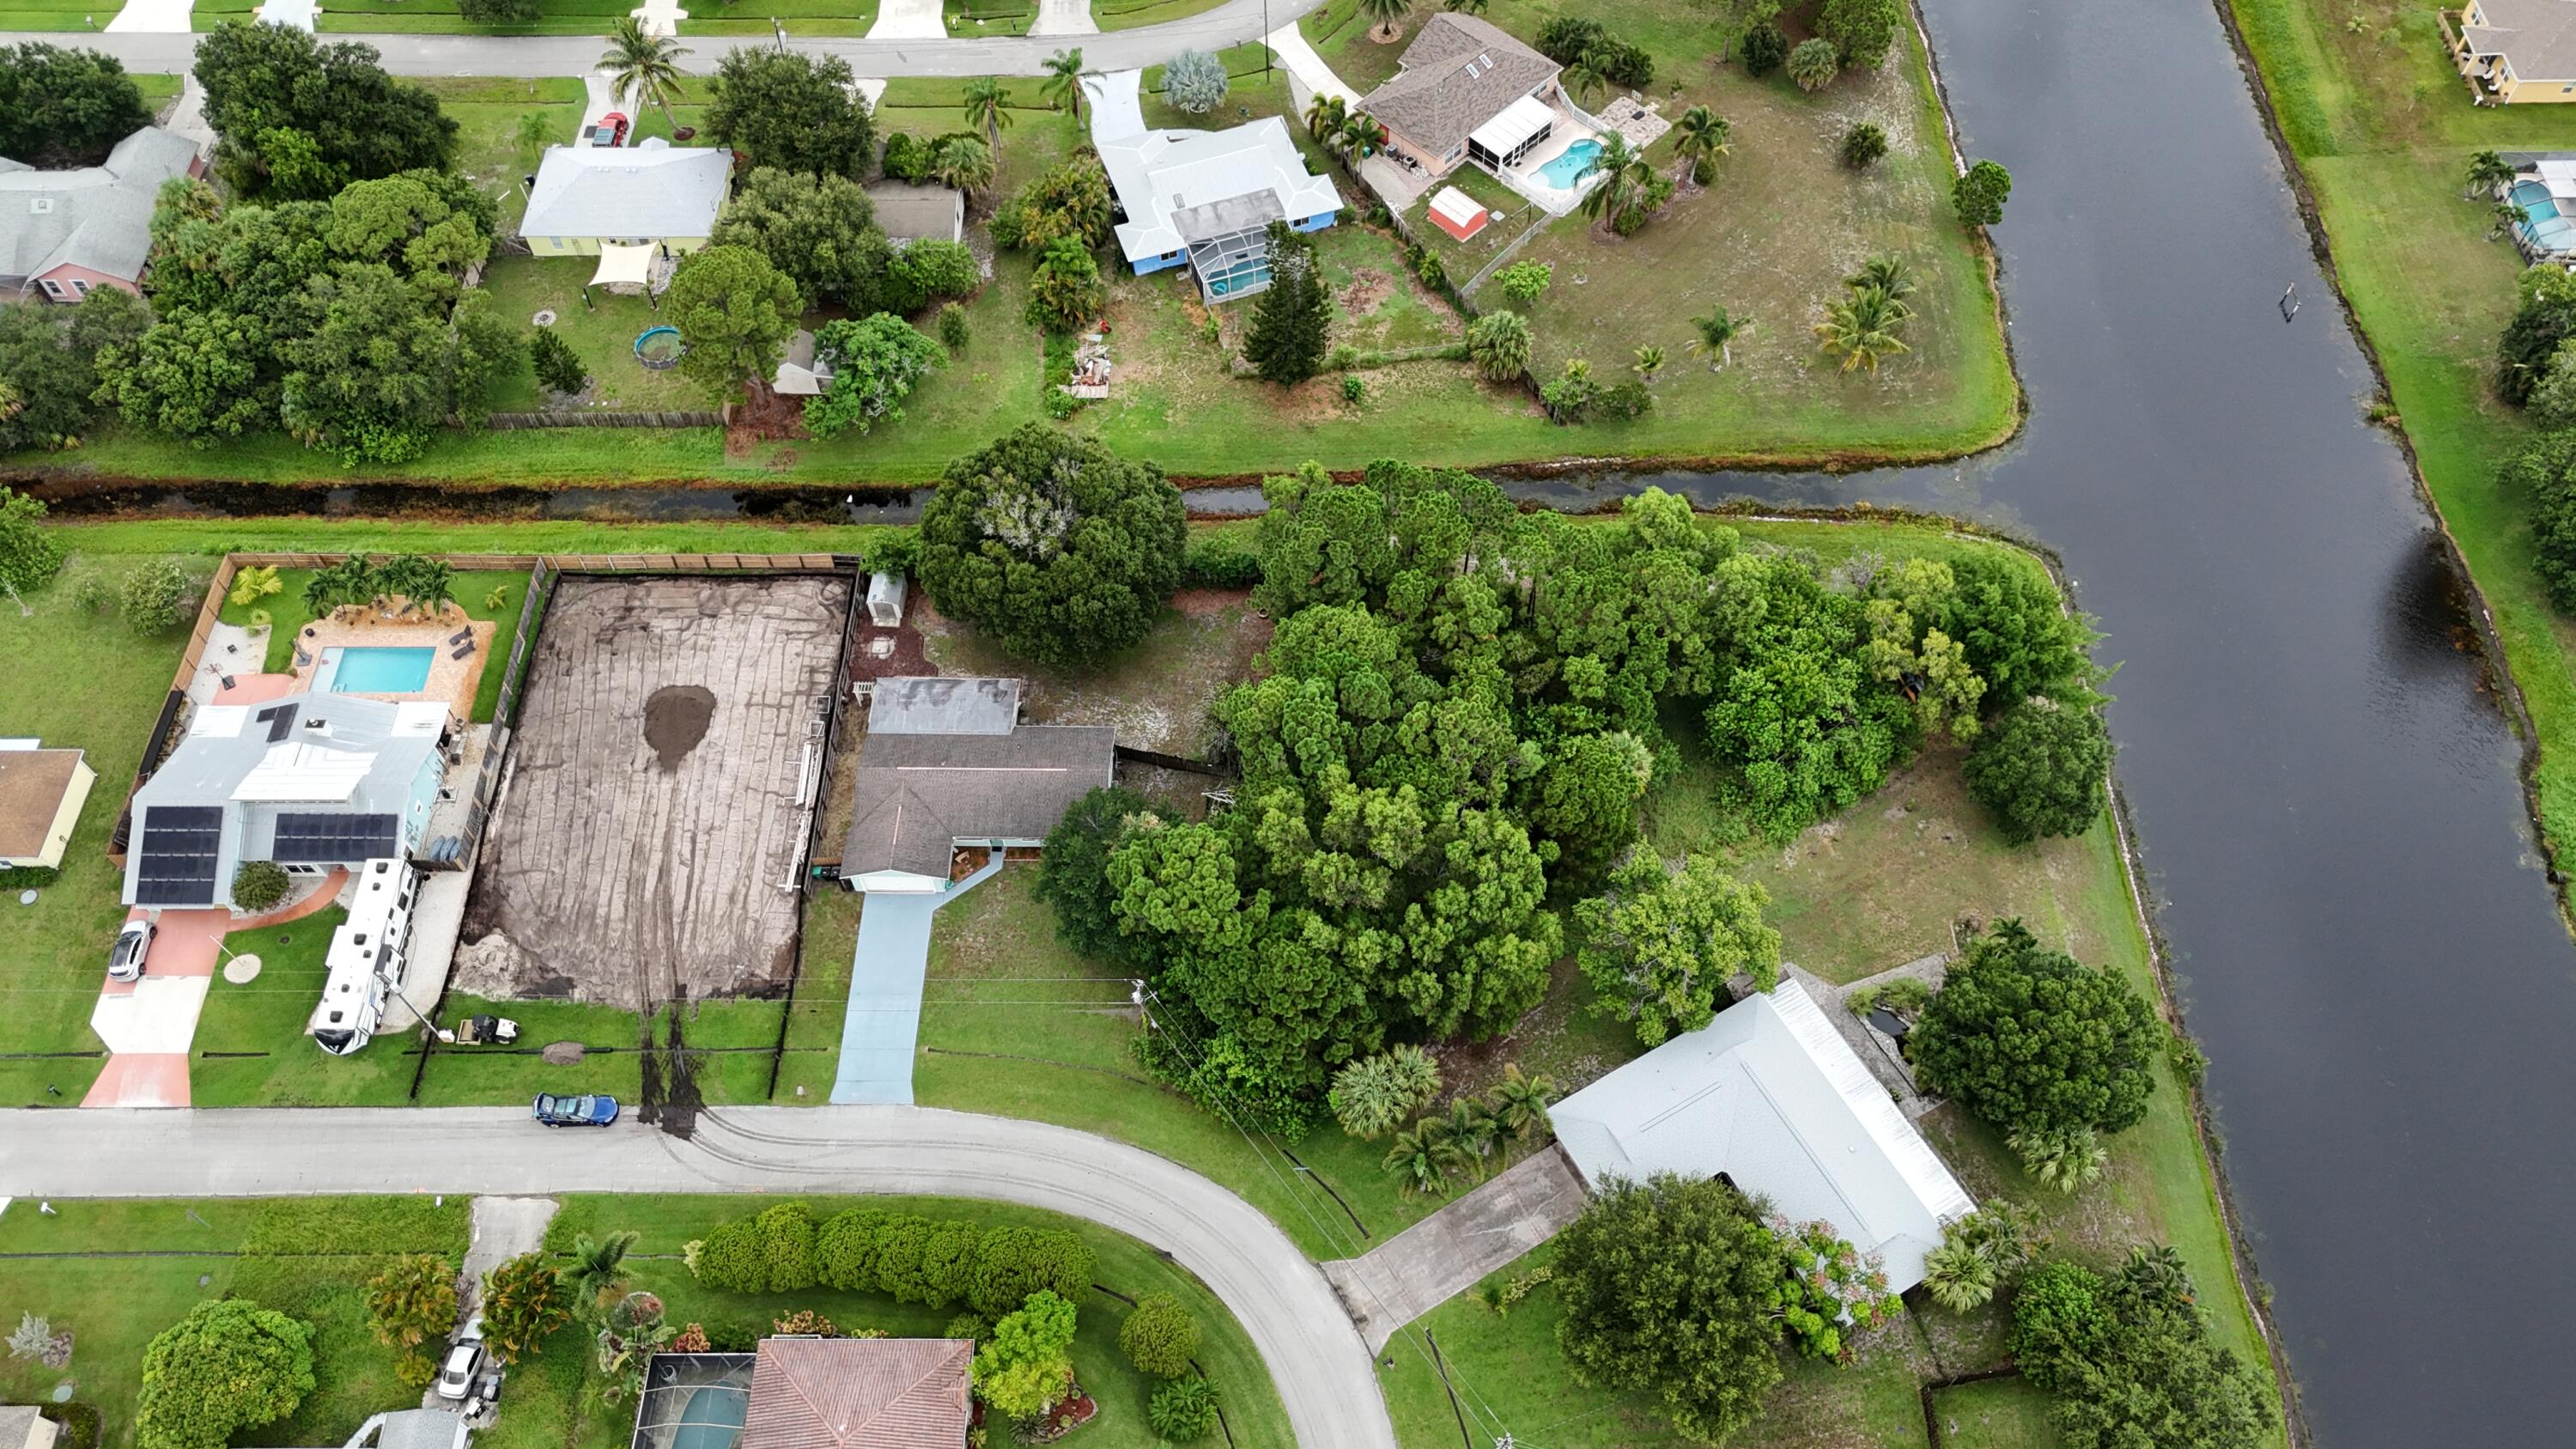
[1536,137,1606,190]
[321,646,436,695]
[635,326,684,370]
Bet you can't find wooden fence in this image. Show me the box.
[486,411,724,429]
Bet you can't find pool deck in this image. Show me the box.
[289,602,493,723]
[1497,115,1610,218]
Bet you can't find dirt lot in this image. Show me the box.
[912,589,1272,757]
[457,574,851,1008]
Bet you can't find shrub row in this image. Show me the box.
[1181,539,1261,590]
[689,1202,1097,1317]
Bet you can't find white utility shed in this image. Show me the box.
[1550,980,1975,1291]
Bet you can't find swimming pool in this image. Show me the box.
[323,646,435,695]
[1536,138,1605,190]
[666,1385,747,1449]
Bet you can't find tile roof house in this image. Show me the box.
[841,677,1114,893]
[1087,67,1341,302]
[520,140,732,258]
[122,692,453,909]
[1362,14,1564,175]
[1549,980,1976,1293]
[0,742,95,870]
[0,126,204,302]
[2451,0,2576,101]
[741,1337,973,1449]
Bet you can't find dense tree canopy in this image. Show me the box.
[705,51,878,180]
[193,24,456,198]
[663,245,802,405]
[0,287,143,452]
[708,167,893,314]
[0,44,150,166]
[918,423,1185,667]
[136,1300,316,1449]
[1554,1174,1786,1445]
[1575,852,1780,1047]
[801,314,945,438]
[1036,785,1157,969]
[1819,0,1902,68]
[1909,919,2160,1141]
[1965,695,2111,843]
[2011,1250,2273,1449]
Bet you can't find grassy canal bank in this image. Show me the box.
[2226,0,2576,887]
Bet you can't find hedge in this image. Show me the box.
[693,1205,1097,1318]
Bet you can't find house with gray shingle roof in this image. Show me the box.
[1361,13,1565,177]
[0,125,203,302]
[840,676,1114,895]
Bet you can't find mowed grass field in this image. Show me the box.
[2227,0,2576,883]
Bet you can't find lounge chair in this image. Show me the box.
[448,627,472,646]
[451,642,475,661]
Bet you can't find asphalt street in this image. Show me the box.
[0,0,1327,77]
[0,1105,1398,1449]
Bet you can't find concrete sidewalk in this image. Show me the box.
[1321,1145,1588,1351]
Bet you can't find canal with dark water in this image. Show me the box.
[23,0,2571,1439]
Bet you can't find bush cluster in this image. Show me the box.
[689,1202,1096,1318]
[1535,17,1653,88]
[1180,538,1262,590]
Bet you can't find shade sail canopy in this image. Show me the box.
[590,242,656,288]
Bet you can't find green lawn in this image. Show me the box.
[191,908,424,1107]
[2227,0,2576,880]
[1094,0,1230,31]
[542,1194,1293,1449]
[1933,1377,2062,1449]
[0,1197,467,1449]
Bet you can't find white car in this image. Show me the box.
[434,1336,483,1401]
[107,919,152,983]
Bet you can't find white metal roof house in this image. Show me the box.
[1086,70,1342,302]
[519,140,732,259]
[122,693,453,910]
[1550,980,1976,1292]
[0,126,204,302]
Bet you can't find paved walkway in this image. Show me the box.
[1321,1145,1588,1352]
[1267,19,1356,105]
[0,0,1329,78]
[829,851,1004,1105]
[256,0,317,32]
[1030,0,1097,38]
[0,1105,1398,1449]
[577,74,635,142]
[629,0,685,37]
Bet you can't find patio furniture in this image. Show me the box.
[451,642,475,661]
[449,627,472,646]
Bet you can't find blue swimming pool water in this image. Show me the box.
[325,646,435,694]
[1537,138,1604,189]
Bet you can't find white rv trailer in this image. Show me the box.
[309,858,420,1056]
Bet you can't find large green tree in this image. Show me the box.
[2011,1251,2273,1449]
[0,287,139,452]
[918,423,1185,666]
[1964,696,2111,843]
[136,1300,316,1449]
[663,244,803,405]
[1024,235,1105,332]
[705,50,877,180]
[193,23,455,198]
[281,265,518,464]
[1909,919,2160,1141]
[0,44,149,166]
[1574,853,1780,1047]
[802,314,945,439]
[1818,0,1901,67]
[1526,728,1651,877]
[1553,1175,1786,1445]
[1036,785,1156,968]
[709,167,894,314]
[0,486,63,615]
[972,1291,1079,1422]
[1243,222,1329,386]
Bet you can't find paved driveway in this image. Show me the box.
[1322,1146,1588,1351]
[868,0,948,40]
[829,893,938,1105]
[0,1105,1399,1449]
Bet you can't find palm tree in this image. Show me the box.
[1485,1063,1558,1142]
[1577,131,1649,228]
[1444,0,1487,11]
[599,19,690,137]
[1304,92,1347,143]
[1359,0,1410,43]
[1042,48,1085,123]
[1382,1119,1454,1197]
[1815,284,1912,373]
[1561,60,1607,108]
[1686,306,1748,370]
[962,76,1013,150]
[404,557,456,620]
[2493,198,2527,240]
[2466,147,2516,199]
[1443,1096,1500,1178]
[1331,112,1385,174]
[568,1231,641,1318]
[1848,254,1915,301]
[932,134,995,198]
[1670,104,1729,185]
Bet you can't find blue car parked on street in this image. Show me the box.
[531,1093,619,1127]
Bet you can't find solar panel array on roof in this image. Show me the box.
[272,812,399,863]
[133,805,222,905]
[254,703,298,743]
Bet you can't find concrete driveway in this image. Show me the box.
[867,0,948,40]
[0,1105,1399,1449]
[1030,0,1097,38]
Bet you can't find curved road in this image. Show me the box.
[0,0,1322,76]
[0,1105,1397,1449]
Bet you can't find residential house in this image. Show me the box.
[122,692,453,909]
[0,741,95,870]
[1084,66,1341,302]
[2450,0,2576,102]
[840,677,1114,894]
[865,180,965,247]
[0,1407,59,1449]
[1548,980,1976,1292]
[0,126,204,301]
[519,140,732,258]
[631,1337,973,1449]
[1362,13,1567,178]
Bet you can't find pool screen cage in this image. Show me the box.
[1175,192,1286,302]
[1468,94,1558,172]
[630,1353,756,1449]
